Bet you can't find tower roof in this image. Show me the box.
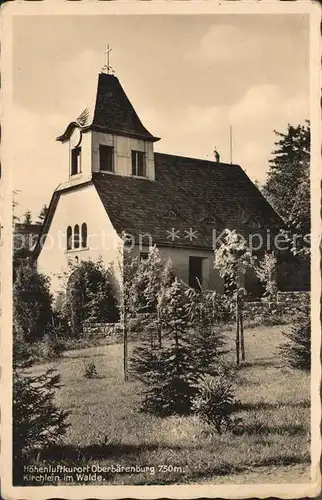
[57,73,160,143]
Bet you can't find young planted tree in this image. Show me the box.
[154,257,176,346]
[186,288,227,376]
[214,229,255,363]
[131,278,198,415]
[255,251,278,300]
[214,229,256,295]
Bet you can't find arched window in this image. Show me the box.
[67,226,72,250]
[81,223,87,248]
[74,224,80,249]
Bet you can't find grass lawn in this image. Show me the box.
[22,324,310,485]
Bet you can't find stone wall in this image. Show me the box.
[83,291,310,335]
[243,291,310,320]
[83,322,123,338]
[276,291,309,304]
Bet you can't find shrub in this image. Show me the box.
[46,334,66,358]
[13,263,53,342]
[62,260,119,337]
[13,327,34,368]
[192,374,240,434]
[84,360,99,379]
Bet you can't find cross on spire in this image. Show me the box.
[101,44,114,74]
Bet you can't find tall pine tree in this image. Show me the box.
[22,210,32,225]
[36,205,48,225]
[263,121,310,234]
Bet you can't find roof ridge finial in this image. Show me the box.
[213,146,220,163]
[101,44,115,75]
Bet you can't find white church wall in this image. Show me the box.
[159,247,224,292]
[91,131,155,180]
[133,245,224,292]
[37,184,123,297]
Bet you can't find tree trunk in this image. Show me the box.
[123,315,128,382]
[157,310,162,347]
[240,312,245,361]
[236,311,240,365]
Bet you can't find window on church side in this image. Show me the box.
[71,147,81,175]
[67,226,72,250]
[131,150,146,177]
[74,224,80,249]
[99,145,114,172]
[81,223,87,248]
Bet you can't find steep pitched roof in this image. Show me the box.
[34,152,283,257]
[57,74,160,143]
[92,153,283,250]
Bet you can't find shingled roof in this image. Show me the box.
[34,151,284,258]
[57,74,160,143]
[92,153,283,250]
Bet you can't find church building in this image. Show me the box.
[34,71,283,297]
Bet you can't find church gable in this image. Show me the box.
[35,182,123,293]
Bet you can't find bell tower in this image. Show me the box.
[56,51,160,183]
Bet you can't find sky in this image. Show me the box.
[12,14,309,220]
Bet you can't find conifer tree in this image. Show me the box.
[263,121,310,234]
[13,345,70,483]
[36,204,48,225]
[131,278,198,415]
[186,288,227,376]
[278,301,310,371]
[22,210,32,225]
